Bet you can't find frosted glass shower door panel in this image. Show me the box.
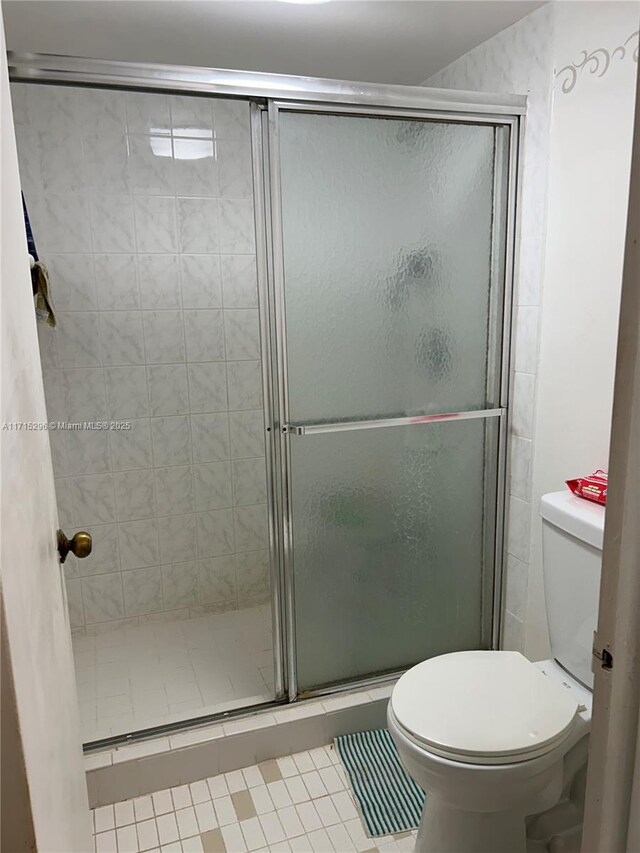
[291,419,493,692]
[278,112,506,424]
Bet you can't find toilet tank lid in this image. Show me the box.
[540,491,605,550]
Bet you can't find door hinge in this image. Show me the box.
[592,632,614,671]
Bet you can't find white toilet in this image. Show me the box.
[388,491,605,853]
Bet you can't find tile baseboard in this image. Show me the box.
[85,684,393,807]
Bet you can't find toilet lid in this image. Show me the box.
[391,651,580,764]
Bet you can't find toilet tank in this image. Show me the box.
[540,491,605,689]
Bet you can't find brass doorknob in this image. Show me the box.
[57,529,92,563]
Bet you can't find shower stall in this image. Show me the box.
[9,53,521,747]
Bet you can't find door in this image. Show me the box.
[268,104,513,695]
[0,35,91,852]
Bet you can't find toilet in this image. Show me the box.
[388,491,605,853]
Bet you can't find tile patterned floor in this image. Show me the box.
[76,606,274,742]
[92,744,417,853]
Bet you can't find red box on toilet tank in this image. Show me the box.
[565,470,608,506]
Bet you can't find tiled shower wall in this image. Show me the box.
[424,3,556,653]
[11,83,270,632]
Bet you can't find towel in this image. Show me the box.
[33,260,56,327]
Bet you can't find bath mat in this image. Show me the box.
[334,729,425,837]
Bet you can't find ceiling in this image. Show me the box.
[2,0,544,86]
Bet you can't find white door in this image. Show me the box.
[0,25,92,853]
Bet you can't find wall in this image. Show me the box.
[527,1,639,657]
[11,83,270,633]
[426,1,639,657]
[425,2,556,652]
[1,603,36,852]
[0,26,92,850]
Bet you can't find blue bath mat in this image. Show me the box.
[335,729,425,837]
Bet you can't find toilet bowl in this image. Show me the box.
[388,652,592,853]
[386,491,604,852]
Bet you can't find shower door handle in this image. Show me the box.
[282,407,504,437]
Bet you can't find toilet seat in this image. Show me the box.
[391,651,580,766]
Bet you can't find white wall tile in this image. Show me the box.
[191,413,231,463]
[128,135,175,196]
[82,573,125,624]
[507,496,532,564]
[114,469,156,521]
[122,567,163,616]
[504,554,528,621]
[514,307,539,374]
[84,134,129,194]
[71,473,117,525]
[95,255,140,311]
[79,87,127,138]
[62,367,108,421]
[125,92,171,136]
[105,367,150,419]
[221,255,258,309]
[151,416,192,467]
[56,312,102,368]
[90,194,136,253]
[134,196,178,253]
[232,458,267,507]
[180,255,222,309]
[196,509,235,558]
[65,578,85,628]
[234,505,268,553]
[218,141,253,199]
[155,466,195,517]
[147,365,189,417]
[235,550,269,600]
[19,86,263,628]
[48,254,97,311]
[512,372,536,439]
[502,610,525,653]
[199,555,237,605]
[158,513,198,565]
[213,101,251,140]
[177,198,219,254]
[109,419,153,471]
[187,363,228,414]
[227,362,262,411]
[184,310,225,362]
[224,310,260,361]
[35,192,92,254]
[162,561,200,609]
[174,141,219,198]
[143,311,186,364]
[138,255,182,310]
[118,518,160,570]
[516,236,544,307]
[194,462,233,511]
[65,428,111,476]
[99,312,145,366]
[510,436,532,501]
[218,199,255,254]
[170,96,214,138]
[229,411,265,460]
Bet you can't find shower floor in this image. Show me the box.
[73,605,274,743]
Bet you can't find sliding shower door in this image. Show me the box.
[269,105,513,695]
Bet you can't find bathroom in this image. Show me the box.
[1,1,639,851]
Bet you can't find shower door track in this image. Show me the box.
[8,52,523,750]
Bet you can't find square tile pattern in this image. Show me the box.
[76,605,273,741]
[11,83,268,632]
[91,744,417,852]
